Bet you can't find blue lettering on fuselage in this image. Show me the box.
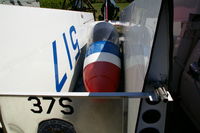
[63,33,73,70]
[70,26,80,61]
[52,25,80,92]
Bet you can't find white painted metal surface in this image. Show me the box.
[0,5,94,93]
[120,0,162,132]
[120,0,162,92]
[0,96,123,133]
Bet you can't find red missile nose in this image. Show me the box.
[83,62,120,92]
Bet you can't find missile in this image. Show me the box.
[83,22,121,92]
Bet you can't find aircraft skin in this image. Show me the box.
[1,0,195,132]
[0,4,94,94]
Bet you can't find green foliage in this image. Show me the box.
[92,3,102,18]
[40,0,130,20]
[117,2,129,10]
[92,2,129,20]
[90,0,128,3]
[40,0,73,9]
[40,0,129,9]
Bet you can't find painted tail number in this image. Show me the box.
[52,25,80,92]
[28,97,74,115]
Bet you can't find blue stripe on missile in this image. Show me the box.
[85,41,120,57]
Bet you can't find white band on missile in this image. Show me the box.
[84,52,121,68]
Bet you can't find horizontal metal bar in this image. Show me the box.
[0,92,153,99]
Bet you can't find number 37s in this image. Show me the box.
[28,96,74,115]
